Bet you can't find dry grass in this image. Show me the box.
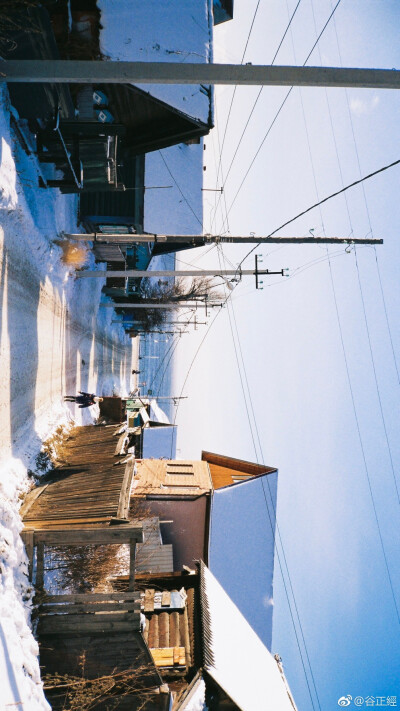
[27,423,73,481]
[47,501,152,593]
[44,652,158,711]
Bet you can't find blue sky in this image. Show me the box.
[171,1,400,709]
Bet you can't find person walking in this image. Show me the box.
[64,392,103,408]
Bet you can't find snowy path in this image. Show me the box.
[0,87,136,710]
[0,215,134,464]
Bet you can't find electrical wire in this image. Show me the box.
[353,247,400,507]
[214,0,262,191]
[212,0,304,229]
[235,156,400,269]
[328,251,400,627]
[222,0,343,230]
[329,6,400,389]
[158,150,203,228]
[287,2,400,626]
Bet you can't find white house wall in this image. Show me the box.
[209,472,278,650]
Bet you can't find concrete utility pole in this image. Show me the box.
[100,302,223,309]
[77,268,285,278]
[64,233,383,246]
[3,61,400,90]
[79,257,282,290]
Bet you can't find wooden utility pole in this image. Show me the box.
[2,61,400,90]
[64,232,383,246]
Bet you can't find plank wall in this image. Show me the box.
[22,425,130,526]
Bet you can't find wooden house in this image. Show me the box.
[131,451,279,650]
[19,423,287,710]
[114,562,298,711]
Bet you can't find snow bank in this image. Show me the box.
[0,84,136,709]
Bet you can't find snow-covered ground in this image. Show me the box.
[0,85,137,710]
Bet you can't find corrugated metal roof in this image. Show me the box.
[199,563,298,711]
[136,518,174,574]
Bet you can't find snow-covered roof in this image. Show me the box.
[209,470,278,650]
[142,425,177,459]
[149,399,170,424]
[97,0,213,124]
[199,563,297,711]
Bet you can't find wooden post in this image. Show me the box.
[36,541,45,590]
[21,530,34,581]
[129,541,136,591]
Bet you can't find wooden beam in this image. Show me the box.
[21,530,34,581]
[161,591,171,607]
[34,524,143,545]
[20,484,49,519]
[41,591,140,603]
[129,541,136,591]
[144,589,155,613]
[38,616,141,635]
[36,541,45,589]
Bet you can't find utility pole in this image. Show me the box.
[64,232,383,246]
[3,61,400,90]
[78,265,285,280]
[100,302,223,309]
[82,257,282,289]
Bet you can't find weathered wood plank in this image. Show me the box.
[144,589,155,613]
[117,458,135,520]
[21,530,34,581]
[38,617,140,635]
[23,517,112,529]
[158,612,169,648]
[36,541,45,589]
[34,525,143,545]
[39,611,138,624]
[128,541,136,591]
[40,601,141,614]
[181,605,191,667]
[161,591,171,607]
[170,611,180,648]
[114,433,127,456]
[150,647,186,667]
[142,616,149,644]
[174,646,186,665]
[42,592,140,603]
[20,485,49,518]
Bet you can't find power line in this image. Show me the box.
[214,0,262,192]
[237,156,400,268]
[353,247,400,507]
[327,250,400,627]
[222,0,343,229]
[158,150,203,228]
[328,6,400,390]
[308,0,400,515]
[213,0,304,229]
